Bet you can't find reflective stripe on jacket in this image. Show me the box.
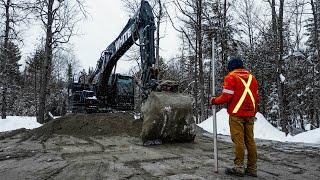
[212,69,259,117]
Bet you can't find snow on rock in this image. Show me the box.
[280,74,286,82]
[198,109,320,144]
[292,51,305,57]
[0,116,42,132]
[305,124,311,131]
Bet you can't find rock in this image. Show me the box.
[141,92,196,144]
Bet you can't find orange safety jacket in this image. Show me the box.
[212,69,259,117]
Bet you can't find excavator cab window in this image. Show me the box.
[117,76,133,95]
[72,92,81,102]
[106,74,134,110]
[84,91,95,98]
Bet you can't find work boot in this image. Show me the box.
[225,167,244,177]
[245,168,257,177]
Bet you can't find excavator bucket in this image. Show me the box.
[141,92,196,145]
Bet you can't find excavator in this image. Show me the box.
[68,0,195,144]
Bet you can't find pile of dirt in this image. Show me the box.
[0,128,28,140]
[28,112,142,141]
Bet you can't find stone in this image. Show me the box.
[141,92,196,144]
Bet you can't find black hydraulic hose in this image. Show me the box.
[131,17,149,47]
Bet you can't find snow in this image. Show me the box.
[286,128,320,144]
[0,116,42,132]
[198,109,320,144]
[292,51,305,58]
[282,51,305,60]
[280,74,286,82]
[86,96,97,100]
[305,124,311,131]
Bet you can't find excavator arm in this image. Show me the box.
[89,0,156,99]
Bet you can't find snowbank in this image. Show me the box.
[198,109,320,144]
[286,128,320,144]
[254,112,287,141]
[198,109,286,142]
[0,116,42,132]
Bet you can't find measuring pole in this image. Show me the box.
[212,38,218,173]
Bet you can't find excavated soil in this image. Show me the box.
[27,112,143,141]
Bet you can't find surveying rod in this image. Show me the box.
[212,38,218,173]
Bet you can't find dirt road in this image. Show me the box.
[0,113,319,179]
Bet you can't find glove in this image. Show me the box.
[210,97,216,105]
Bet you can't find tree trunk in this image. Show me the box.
[197,0,205,122]
[221,0,228,75]
[271,0,278,49]
[317,113,319,128]
[34,69,38,114]
[310,0,319,130]
[270,0,287,134]
[1,0,11,119]
[277,0,288,135]
[155,0,162,76]
[37,0,54,124]
[194,39,199,124]
[1,87,7,119]
[299,112,305,131]
[260,63,267,115]
[311,0,320,64]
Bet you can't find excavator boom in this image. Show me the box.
[89,0,156,100]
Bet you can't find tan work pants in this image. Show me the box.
[229,116,257,171]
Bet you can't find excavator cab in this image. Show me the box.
[68,83,98,113]
[107,74,134,110]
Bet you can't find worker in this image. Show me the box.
[211,58,259,177]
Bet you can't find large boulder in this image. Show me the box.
[141,92,196,145]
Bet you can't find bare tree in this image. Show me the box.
[121,0,141,13]
[291,0,306,51]
[221,0,229,75]
[166,0,206,122]
[196,0,205,122]
[233,0,260,54]
[28,0,87,123]
[121,0,167,71]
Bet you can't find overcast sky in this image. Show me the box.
[21,0,179,75]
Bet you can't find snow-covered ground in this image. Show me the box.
[0,116,42,132]
[198,109,320,144]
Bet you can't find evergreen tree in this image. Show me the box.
[16,48,44,116]
[267,83,280,128]
[304,0,320,129]
[0,41,22,115]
